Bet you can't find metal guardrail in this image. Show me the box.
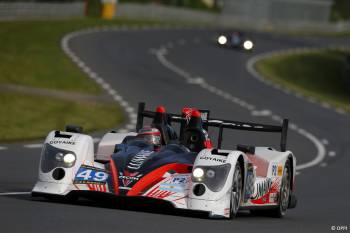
[115,3,350,32]
[0,2,349,33]
[0,2,84,20]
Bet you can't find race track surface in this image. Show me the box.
[0,28,349,233]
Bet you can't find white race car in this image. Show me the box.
[32,102,297,218]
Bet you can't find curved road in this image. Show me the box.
[0,27,349,233]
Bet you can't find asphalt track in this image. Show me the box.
[1,27,350,233]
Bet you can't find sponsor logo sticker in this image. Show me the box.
[127,150,153,170]
[199,156,226,163]
[119,171,143,186]
[277,165,283,176]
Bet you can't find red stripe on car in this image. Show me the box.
[127,163,191,196]
[110,158,119,195]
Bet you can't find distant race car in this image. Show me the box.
[32,102,297,218]
[217,31,254,51]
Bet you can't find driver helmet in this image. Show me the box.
[136,126,161,147]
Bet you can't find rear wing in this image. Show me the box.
[136,102,289,152]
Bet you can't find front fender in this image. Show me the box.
[187,149,246,217]
[32,130,94,195]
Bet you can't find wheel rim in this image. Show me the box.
[230,166,242,216]
[280,166,290,213]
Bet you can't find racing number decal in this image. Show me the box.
[74,166,108,184]
[172,177,186,184]
[272,165,277,177]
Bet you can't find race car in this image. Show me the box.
[32,102,297,218]
[217,31,254,51]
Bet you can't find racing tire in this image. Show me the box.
[251,160,291,218]
[273,160,291,217]
[229,163,243,219]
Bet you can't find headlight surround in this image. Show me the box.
[243,40,254,50]
[192,163,231,192]
[41,143,77,173]
[218,35,227,45]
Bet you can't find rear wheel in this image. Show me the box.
[273,160,291,217]
[251,160,291,218]
[230,163,243,218]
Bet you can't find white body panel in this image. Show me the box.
[33,131,95,195]
[96,132,137,160]
[33,131,296,219]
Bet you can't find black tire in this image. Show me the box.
[230,163,243,219]
[272,160,291,217]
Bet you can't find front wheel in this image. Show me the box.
[230,163,243,218]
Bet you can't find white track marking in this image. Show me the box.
[23,144,43,149]
[6,27,329,171]
[153,46,326,171]
[0,192,31,196]
[328,151,336,157]
[335,108,346,115]
[319,162,328,167]
[0,146,7,151]
[321,139,329,145]
[246,48,348,116]
[295,130,326,170]
[251,109,271,117]
[61,27,137,135]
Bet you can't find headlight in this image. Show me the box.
[41,143,77,172]
[193,168,204,178]
[206,169,215,178]
[192,164,231,192]
[63,153,76,164]
[55,152,64,162]
[218,35,227,45]
[243,40,254,50]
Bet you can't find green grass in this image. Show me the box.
[0,18,177,142]
[0,92,123,142]
[255,50,350,112]
[0,18,169,93]
[331,0,350,22]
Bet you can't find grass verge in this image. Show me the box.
[255,49,350,112]
[0,92,123,142]
[0,18,174,93]
[0,18,176,142]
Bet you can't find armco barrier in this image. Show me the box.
[0,2,84,20]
